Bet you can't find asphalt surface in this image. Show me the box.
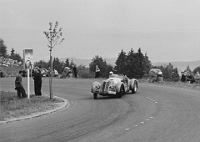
[1,78,200,142]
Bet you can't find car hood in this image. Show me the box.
[104,78,122,85]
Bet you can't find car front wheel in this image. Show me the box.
[94,93,98,99]
[117,86,124,98]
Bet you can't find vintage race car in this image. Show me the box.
[91,74,138,99]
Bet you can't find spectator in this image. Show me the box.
[72,65,78,78]
[157,70,163,82]
[95,65,100,78]
[181,72,186,82]
[62,67,70,78]
[195,71,200,84]
[33,67,42,96]
[109,71,113,77]
[15,70,27,98]
[188,73,195,83]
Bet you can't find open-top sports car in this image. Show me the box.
[91,74,138,99]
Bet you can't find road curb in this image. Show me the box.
[0,95,70,125]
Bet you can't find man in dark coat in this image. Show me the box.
[15,70,27,98]
[72,65,78,78]
[95,65,100,78]
[33,67,42,96]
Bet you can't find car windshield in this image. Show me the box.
[109,74,124,80]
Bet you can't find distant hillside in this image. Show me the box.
[153,60,200,73]
[60,57,116,67]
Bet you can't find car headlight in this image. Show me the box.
[95,85,100,89]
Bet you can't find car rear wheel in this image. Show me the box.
[94,93,98,99]
[132,81,137,94]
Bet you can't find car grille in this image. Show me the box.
[102,81,110,92]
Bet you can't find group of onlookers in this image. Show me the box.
[181,71,200,84]
[0,57,22,67]
[147,68,200,84]
[15,67,42,98]
[148,68,163,82]
[61,65,78,78]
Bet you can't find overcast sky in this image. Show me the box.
[0,0,200,63]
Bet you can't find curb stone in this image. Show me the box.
[0,95,70,125]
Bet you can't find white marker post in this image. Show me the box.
[24,49,33,99]
[27,68,30,99]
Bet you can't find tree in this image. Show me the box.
[136,47,145,78]
[114,48,152,79]
[9,48,23,62]
[11,48,15,56]
[69,60,75,68]
[64,58,70,67]
[43,21,64,99]
[185,65,191,72]
[53,57,64,74]
[34,60,49,69]
[77,65,93,78]
[0,39,8,57]
[171,67,179,81]
[125,48,137,78]
[89,55,113,78]
[143,53,152,75]
[89,55,103,73]
[193,66,200,74]
[114,50,127,74]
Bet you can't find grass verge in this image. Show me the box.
[0,91,63,121]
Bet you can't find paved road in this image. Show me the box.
[1,78,200,142]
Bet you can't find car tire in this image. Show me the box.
[117,86,124,98]
[132,81,137,94]
[94,93,98,99]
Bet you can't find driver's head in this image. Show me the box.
[109,71,113,75]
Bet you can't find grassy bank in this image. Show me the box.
[0,91,63,121]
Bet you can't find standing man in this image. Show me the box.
[33,67,42,96]
[15,70,27,98]
[73,65,78,78]
[95,65,100,78]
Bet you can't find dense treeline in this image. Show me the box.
[33,48,151,78]
[114,48,151,78]
[0,39,23,62]
[1,38,200,80]
[33,48,200,80]
[34,58,74,74]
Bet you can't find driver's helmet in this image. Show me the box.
[109,71,113,75]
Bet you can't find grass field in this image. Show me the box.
[0,91,63,121]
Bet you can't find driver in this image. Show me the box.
[109,71,114,77]
[109,71,119,78]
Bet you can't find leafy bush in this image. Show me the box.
[78,69,94,78]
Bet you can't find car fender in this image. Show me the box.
[91,81,101,93]
[130,79,138,90]
[116,82,124,93]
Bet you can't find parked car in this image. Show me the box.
[91,74,138,99]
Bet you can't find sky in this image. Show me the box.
[0,0,200,63]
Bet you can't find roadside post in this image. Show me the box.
[24,49,33,99]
